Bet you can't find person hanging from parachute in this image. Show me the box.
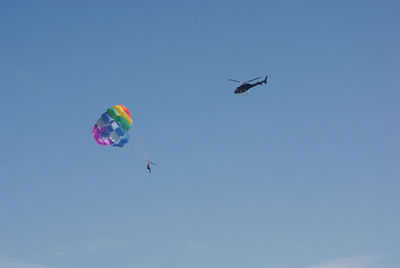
[147,161,156,174]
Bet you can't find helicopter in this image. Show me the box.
[229,74,268,94]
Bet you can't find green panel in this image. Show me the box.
[115,116,131,131]
[106,108,119,119]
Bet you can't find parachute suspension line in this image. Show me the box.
[131,128,150,162]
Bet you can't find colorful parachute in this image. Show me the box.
[92,105,132,147]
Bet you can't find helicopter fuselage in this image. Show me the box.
[234,81,263,94]
[230,74,268,94]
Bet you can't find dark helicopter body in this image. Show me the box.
[229,75,268,94]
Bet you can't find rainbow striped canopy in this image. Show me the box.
[92,105,133,147]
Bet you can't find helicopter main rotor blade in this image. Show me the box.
[228,79,243,83]
[246,77,261,83]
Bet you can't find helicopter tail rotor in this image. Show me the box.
[263,75,268,84]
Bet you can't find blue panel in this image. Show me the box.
[101,112,113,124]
[113,134,129,147]
[113,142,123,147]
[115,126,125,136]
[107,125,115,133]
[100,128,111,138]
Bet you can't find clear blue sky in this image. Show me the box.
[0,1,399,268]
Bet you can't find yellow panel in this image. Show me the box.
[113,105,133,125]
